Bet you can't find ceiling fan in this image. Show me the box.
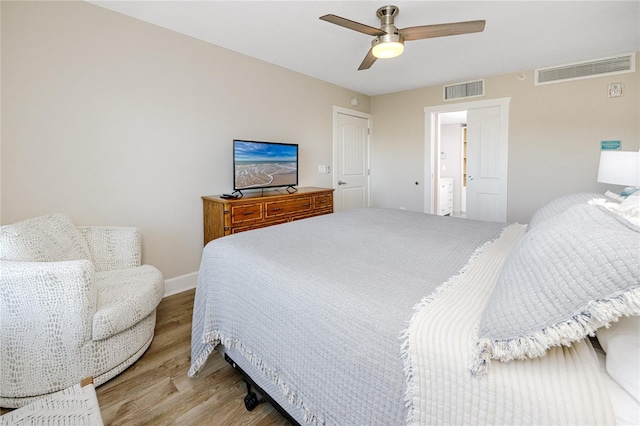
[320,5,486,70]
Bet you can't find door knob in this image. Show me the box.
[468,175,474,181]
[338,180,347,185]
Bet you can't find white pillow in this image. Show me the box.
[605,190,626,202]
[527,192,605,230]
[597,316,640,403]
[472,203,640,376]
[590,191,640,226]
[619,191,640,216]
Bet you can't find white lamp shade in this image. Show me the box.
[597,150,640,186]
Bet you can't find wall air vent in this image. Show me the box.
[443,79,485,101]
[535,53,635,85]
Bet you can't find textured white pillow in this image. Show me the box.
[528,192,607,230]
[597,316,640,403]
[0,213,91,262]
[619,191,640,216]
[590,191,640,226]
[473,203,640,375]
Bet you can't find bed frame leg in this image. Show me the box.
[244,380,259,411]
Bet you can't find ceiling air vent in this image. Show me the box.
[443,79,485,101]
[535,53,635,85]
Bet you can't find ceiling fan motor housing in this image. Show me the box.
[371,33,404,50]
[372,5,404,58]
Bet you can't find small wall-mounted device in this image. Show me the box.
[608,83,624,98]
[318,165,330,174]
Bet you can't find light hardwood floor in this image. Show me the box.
[2,289,291,425]
[98,288,291,425]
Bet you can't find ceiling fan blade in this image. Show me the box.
[400,20,486,41]
[358,48,377,71]
[320,14,386,37]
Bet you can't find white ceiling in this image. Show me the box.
[89,1,640,96]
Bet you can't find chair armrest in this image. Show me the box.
[0,260,96,348]
[0,260,97,397]
[77,226,141,271]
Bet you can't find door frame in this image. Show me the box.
[423,97,511,215]
[332,106,372,211]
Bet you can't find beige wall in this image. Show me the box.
[0,2,2,225]
[2,1,639,285]
[371,55,640,223]
[0,1,370,281]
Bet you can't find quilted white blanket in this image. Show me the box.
[403,223,615,425]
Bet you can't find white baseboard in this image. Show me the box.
[163,271,197,298]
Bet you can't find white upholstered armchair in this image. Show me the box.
[0,213,164,408]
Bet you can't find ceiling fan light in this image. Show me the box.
[371,33,404,59]
[372,41,404,59]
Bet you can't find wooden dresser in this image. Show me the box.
[202,187,334,245]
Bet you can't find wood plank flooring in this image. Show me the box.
[2,289,291,425]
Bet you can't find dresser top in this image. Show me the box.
[202,187,334,202]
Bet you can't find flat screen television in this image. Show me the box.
[233,139,299,192]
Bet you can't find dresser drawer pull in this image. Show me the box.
[319,200,327,204]
[272,207,281,211]
[301,203,310,207]
[243,211,255,216]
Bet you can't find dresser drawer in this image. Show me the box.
[313,193,333,211]
[265,197,313,218]
[230,203,263,224]
[232,218,289,234]
[438,205,452,215]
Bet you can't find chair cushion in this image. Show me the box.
[0,213,91,262]
[92,265,165,341]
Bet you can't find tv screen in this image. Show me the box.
[233,140,299,191]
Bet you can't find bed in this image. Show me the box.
[189,192,639,425]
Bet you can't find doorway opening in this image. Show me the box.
[438,111,467,217]
[424,98,511,222]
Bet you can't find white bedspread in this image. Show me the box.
[403,224,616,425]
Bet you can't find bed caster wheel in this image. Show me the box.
[244,392,259,411]
[243,381,259,411]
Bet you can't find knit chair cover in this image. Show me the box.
[0,213,164,408]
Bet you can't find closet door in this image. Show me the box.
[334,110,370,211]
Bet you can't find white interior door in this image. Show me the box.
[333,108,370,212]
[424,98,510,221]
[466,107,508,222]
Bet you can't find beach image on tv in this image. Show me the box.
[234,141,298,189]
